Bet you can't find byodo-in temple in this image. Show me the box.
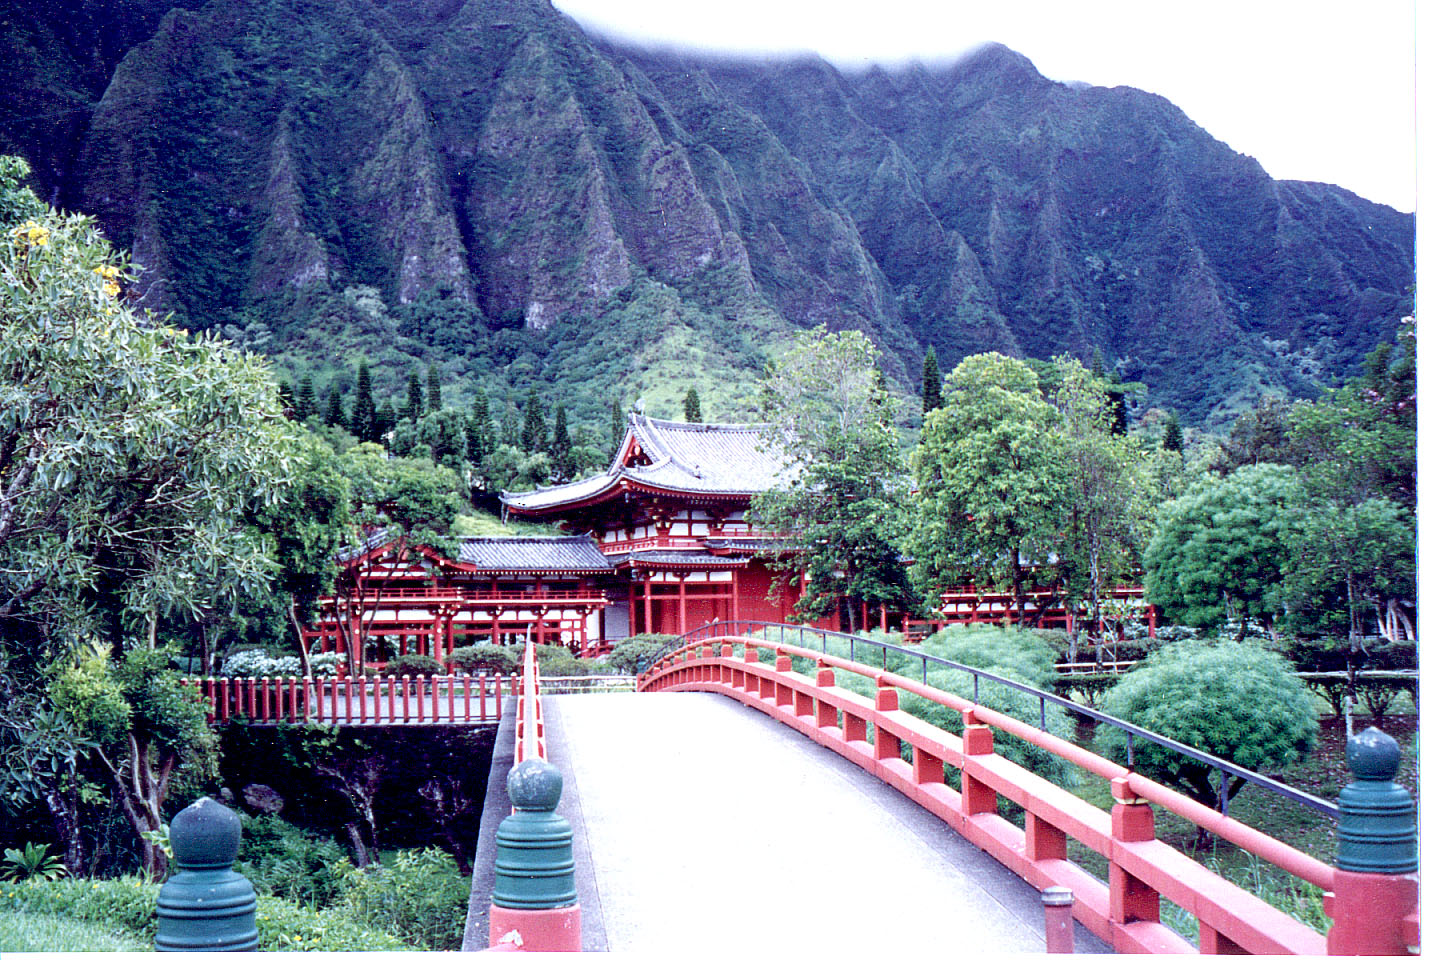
[306,414,1155,666]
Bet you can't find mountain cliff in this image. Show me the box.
[0,0,1414,428]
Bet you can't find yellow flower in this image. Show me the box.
[103,280,121,297]
[93,264,121,279]
[11,219,50,247]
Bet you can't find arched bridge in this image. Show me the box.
[463,622,1418,954]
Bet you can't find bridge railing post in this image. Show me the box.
[1107,777,1160,931]
[1324,726,1418,955]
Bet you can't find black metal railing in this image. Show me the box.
[642,620,1338,819]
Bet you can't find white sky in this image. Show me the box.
[553,0,1417,213]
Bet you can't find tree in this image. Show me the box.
[296,374,317,421]
[404,369,424,422]
[50,643,216,878]
[1095,640,1317,811]
[550,404,574,480]
[350,361,377,443]
[253,434,354,681]
[467,393,494,466]
[909,353,1070,620]
[610,399,624,452]
[1052,358,1157,657]
[375,399,396,444]
[1161,411,1183,452]
[417,409,468,473]
[0,156,297,875]
[1214,396,1294,476]
[749,328,915,629]
[325,386,346,428]
[426,362,443,414]
[330,447,465,671]
[520,390,547,453]
[1143,463,1301,635]
[921,345,942,414]
[682,387,702,423]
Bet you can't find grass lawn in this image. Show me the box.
[0,905,152,951]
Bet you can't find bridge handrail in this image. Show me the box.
[639,634,1344,953]
[648,620,1337,820]
[182,673,508,725]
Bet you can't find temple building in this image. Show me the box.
[306,413,1153,666]
[501,415,838,640]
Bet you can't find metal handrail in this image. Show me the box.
[644,620,1338,819]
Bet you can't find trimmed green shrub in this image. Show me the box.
[379,654,444,677]
[330,847,468,949]
[534,645,604,676]
[1095,640,1318,808]
[446,644,519,675]
[602,634,676,674]
[0,906,151,951]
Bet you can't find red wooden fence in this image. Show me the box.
[638,637,1418,955]
[182,673,514,725]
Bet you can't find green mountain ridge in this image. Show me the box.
[0,0,1415,429]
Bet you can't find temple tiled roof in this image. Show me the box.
[621,550,751,568]
[503,414,793,512]
[457,537,613,573]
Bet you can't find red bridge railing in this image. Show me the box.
[182,673,514,725]
[638,634,1417,955]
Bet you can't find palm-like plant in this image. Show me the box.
[1,842,69,881]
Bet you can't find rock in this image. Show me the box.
[241,783,284,815]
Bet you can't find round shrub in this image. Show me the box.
[1095,640,1318,808]
[379,654,444,677]
[603,634,677,675]
[446,644,519,675]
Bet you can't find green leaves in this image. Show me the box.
[749,328,913,622]
[1096,640,1318,807]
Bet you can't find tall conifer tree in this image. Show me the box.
[1162,412,1184,451]
[427,363,442,413]
[468,393,494,463]
[521,390,546,452]
[350,361,376,442]
[921,346,942,414]
[375,399,396,444]
[551,404,574,479]
[683,386,702,423]
[296,374,316,420]
[324,387,345,427]
[610,399,624,451]
[405,370,423,421]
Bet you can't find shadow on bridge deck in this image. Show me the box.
[467,691,1109,953]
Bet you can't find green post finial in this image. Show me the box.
[492,759,578,909]
[1335,726,1417,874]
[155,798,258,951]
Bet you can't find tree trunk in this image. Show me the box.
[343,822,372,868]
[44,785,84,875]
[1010,548,1024,628]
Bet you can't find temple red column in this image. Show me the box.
[679,577,688,635]
[642,574,652,634]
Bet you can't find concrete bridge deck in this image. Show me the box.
[467,691,1108,953]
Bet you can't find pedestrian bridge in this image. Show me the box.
[464,624,1419,954]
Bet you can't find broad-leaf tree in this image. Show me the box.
[909,353,1070,621]
[0,156,295,877]
[1052,358,1157,657]
[748,328,914,629]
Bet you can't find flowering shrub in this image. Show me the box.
[221,651,342,677]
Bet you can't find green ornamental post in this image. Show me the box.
[155,797,258,951]
[1325,726,1419,955]
[488,757,581,950]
